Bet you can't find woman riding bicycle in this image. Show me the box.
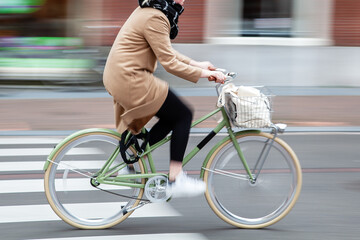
[103,0,226,197]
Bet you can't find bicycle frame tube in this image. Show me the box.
[225,125,255,181]
[95,146,121,179]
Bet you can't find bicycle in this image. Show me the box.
[43,72,302,229]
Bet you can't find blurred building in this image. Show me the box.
[1,0,357,46]
[79,0,359,46]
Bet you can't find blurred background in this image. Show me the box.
[0,0,360,131]
[0,0,359,87]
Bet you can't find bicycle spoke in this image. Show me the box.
[202,167,250,181]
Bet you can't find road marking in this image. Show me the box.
[0,161,46,172]
[0,202,181,224]
[0,138,62,145]
[28,233,208,240]
[0,160,113,172]
[0,179,130,193]
[0,148,103,156]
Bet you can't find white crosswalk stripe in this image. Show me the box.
[0,137,62,145]
[0,160,114,172]
[0,202,181,224]
[28,233,208,240]
[0,179,130,193]
[0,147,103,156]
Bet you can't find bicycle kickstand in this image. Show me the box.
[122,201,150,215]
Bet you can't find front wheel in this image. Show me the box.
[204,132,302,228]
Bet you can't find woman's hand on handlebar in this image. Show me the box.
[189,60,226,83]
[201,69,226,84]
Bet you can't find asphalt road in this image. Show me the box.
[1,132,360,240]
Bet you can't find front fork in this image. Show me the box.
[228,123,283,184]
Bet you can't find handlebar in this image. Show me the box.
[209,68,237,82]
[214,69,237,96]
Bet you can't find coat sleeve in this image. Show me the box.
[173,49,192,64]
[143,14,202,83]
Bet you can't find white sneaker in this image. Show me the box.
[167,171,206,198]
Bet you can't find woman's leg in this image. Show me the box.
[149,89,193,181]
[149,89,205,198]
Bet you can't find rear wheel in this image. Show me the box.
[44,131,145,229]
[204,132,302,228]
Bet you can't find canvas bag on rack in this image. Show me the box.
[217,83,272,128]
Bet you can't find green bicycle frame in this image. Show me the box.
[44,106,259,188]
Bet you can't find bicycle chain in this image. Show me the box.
[91,178,150,202]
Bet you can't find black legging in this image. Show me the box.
[149,89,192,162]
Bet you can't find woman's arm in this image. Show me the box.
[143,13,225,83]
[143,14,202,83]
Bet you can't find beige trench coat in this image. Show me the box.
[103,7,202,134]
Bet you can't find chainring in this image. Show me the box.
[144,175,171,203]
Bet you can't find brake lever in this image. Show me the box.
[227,72,237,79]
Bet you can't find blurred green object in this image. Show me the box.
[0,0,46,14]
[0,58,95,69]
[0,37,83,51]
